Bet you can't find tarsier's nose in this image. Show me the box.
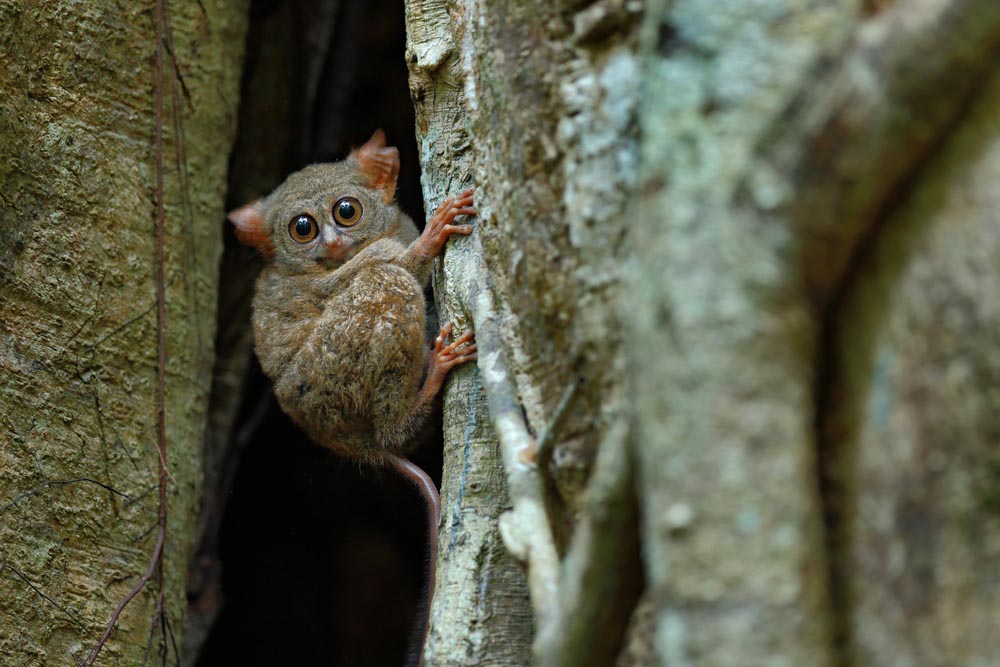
[322,230,352,260]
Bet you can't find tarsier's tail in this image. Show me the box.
[388,454,440,667]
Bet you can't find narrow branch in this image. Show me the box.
[141,609,161,667]
[535,420,642,667]
[467,242,560,624]
[535,379,582,466]
[83,530,166,666]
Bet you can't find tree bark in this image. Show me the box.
[4,1,999,665]
[823,71,1000,667]
[0,2,247,664]
[634,1,1000,665]
[407,0,1000,665]
[406,0,641,664]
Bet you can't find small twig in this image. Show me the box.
[162,0,206,367]
[141,609,161,667]
[468,240,560,624]
[535,419,642,667]
[152,0,171,658]
[125,483,160,509]
[84,530,165,666]
[163,606,181,666]
[131,521,161,545]
[159,602,169,667]
[90,300,157,350]
[535,378,583,466]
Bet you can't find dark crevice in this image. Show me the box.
[186,1,434,665]
[811,58,999,667]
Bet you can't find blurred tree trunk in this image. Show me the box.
[0,2,247,665]
[406,0,1000,665]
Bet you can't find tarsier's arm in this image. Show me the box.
[369,190,478,450]
[393,188,476,284]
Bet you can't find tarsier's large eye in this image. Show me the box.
[288,214,318,243]
[333,197,363,227]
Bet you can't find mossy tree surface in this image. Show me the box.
[0,2,247,664]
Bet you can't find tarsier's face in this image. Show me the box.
[263,162,388,273]
[286,195,363,262]
[229,129,402,272]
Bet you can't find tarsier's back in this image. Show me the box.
[253,258,428,463]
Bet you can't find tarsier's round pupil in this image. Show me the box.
[288,214,318,243]
[333,197,362,226]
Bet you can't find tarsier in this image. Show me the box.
[228,130,477,661]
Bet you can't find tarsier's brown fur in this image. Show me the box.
[229,130,477,467]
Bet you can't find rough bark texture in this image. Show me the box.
[405,3,533,664]
[408,0,1000,666]
[0,2,247,664]
[406,0,641,664]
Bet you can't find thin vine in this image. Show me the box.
[83,0,170,663]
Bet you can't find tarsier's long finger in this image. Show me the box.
[452,192,475,207]
[432,195,458,215]
[446,207,477,219]
[448,330,474,345]
[450,352,478,365]
[443,225,474,236]
[442,335,474,355]
[435,322,454,349]
[450,346,477,360]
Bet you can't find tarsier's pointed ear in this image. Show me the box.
[227,200,274,260]
[352,129,399,203]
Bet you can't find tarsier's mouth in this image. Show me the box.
[322,241,353,262]
[317,243,354,267]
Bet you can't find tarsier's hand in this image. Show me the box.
[424,322,477,396]
[416,188,476,259]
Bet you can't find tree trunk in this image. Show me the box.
[406,0,641,664]
[4,2,999,665]
[0,2,247,665]
[406,0,1000,665]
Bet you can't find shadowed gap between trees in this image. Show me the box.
[186,1,438,665]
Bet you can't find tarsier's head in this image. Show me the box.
[228,129,403,272]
